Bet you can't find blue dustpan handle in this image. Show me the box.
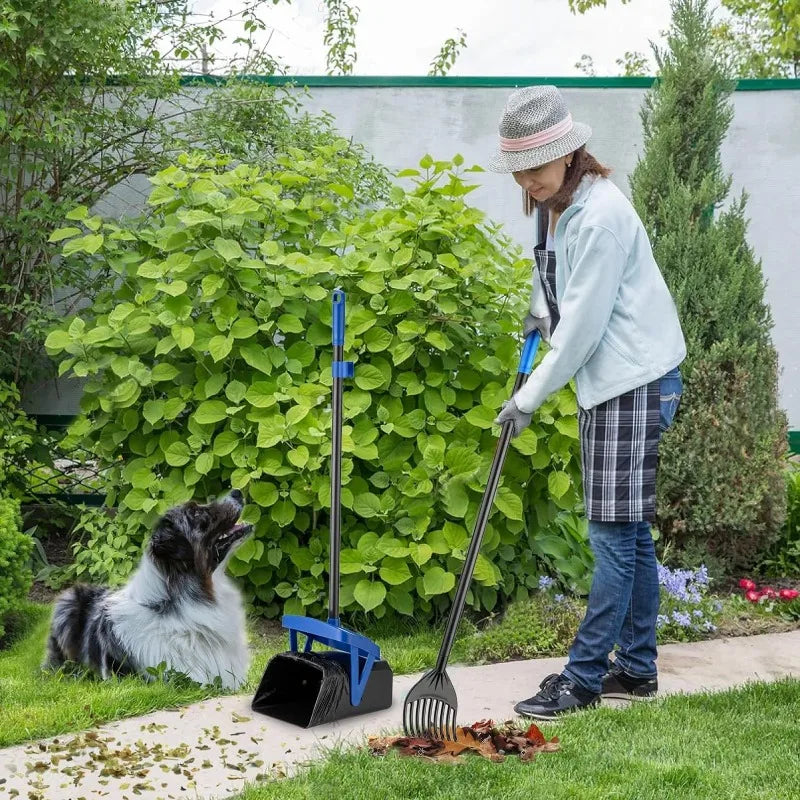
[332,288,346,346]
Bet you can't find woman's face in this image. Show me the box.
[512,155,571,203]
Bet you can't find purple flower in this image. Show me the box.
[695,565,709,585]
[539,576,555,591]
[671,611,692,627]
[656,614,669,628]
[692,609,705,618]
[554,593,565,604]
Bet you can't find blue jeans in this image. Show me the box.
[562,367,683,695]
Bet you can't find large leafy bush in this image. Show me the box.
[45,146,589,620]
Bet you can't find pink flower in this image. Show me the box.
[745,589,761,603]
[739,578,757,591]
[779,589,799,601]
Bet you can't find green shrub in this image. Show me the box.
[757,461,800,577]
[51,507,140,588]
[0,497,34,642]
[630,0,788,573]
[465,591,584,663]
[45,148,588,621]
[0,381,38,498]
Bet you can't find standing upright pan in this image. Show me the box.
[251,288,393,727]
[402,331,541,741]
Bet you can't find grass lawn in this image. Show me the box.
[231,678,800,800]
[1,592,796,751]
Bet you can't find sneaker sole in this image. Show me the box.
[514,702,600,720]
[601,691,657,701]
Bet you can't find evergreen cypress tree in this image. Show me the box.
[630,0,788,572]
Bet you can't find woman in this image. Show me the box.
[491,85,686,720]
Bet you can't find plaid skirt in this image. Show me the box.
[535,242,661,522]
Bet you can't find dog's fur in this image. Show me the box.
[43,491,253,689]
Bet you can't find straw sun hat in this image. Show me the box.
[488,85,592,173]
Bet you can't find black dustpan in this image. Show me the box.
[251,289,393,727]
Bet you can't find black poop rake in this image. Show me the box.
[402,331,541,741]
[251,288,393,727]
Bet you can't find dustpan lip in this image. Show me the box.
[282,614,381,657]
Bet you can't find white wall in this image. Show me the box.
[23,84,800,429]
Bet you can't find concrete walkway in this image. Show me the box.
[1,630,798,800]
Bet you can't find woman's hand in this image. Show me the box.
[494,397,532,438]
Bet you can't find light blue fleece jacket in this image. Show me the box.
[514,174,686,413]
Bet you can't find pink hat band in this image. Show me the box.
[499,114,573,153]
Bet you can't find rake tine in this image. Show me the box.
[438,702,448,741]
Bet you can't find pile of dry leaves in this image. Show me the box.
[368,719,560,764]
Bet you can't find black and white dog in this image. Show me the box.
[43,490,253,689]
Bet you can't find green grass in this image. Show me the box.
[231,679,800,800]
[2,593,794,752]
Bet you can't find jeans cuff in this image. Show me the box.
[612,657,657,679]
[562,668,601,698]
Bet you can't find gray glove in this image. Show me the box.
[494,397,532,438]
[522,311,550,342]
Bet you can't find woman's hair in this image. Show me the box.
[523,146,612,215]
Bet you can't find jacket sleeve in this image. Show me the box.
[513,224,626,414]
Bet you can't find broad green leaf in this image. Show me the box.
[213,430,240,456]
[246,382,276,408]
[213,237,244,261]
[495,486,523,520]
[226,380,247,404]
[408,542,433,566]
[172,324,194,350]
[555,417,579,439]
[164,441,191,466]
[445,446,482,478]
[548,470,571,499]
[474,553,498,586]
[387,588,414,615]
[272,500,296,527]
[208,335,234,362]
[512,428,539,455]
[425,330,452,351]
[277,314,303,333]
[287,446,309,469]
[423,566,455,596]
[354,580,386,612]
[536,534,572,560]
[49,227,82,243]
[379,558,412,586]
[354,492,381,518]
[354,365,385,391]
[44,329,71,352]
[363,326,392,352]
[465,405,496,429]
[230,317,258,339]
[436,253,459,270]
[239,344,273,375]
[195,452,214,475]
[442,480,469,518]
[250,481,279,507]
[194,400,228,425]
[143,400,165,425]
